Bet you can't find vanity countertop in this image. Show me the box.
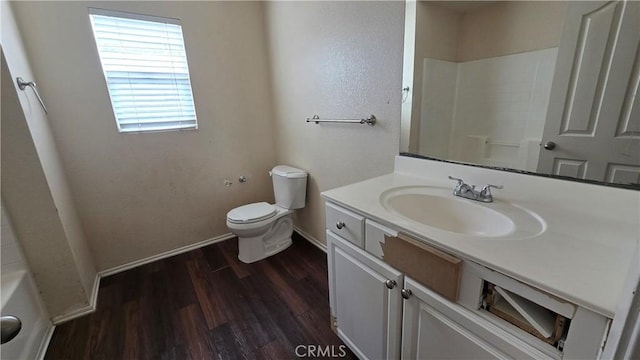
[322,167,639,318]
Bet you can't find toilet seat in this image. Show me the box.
[227,202,277,224]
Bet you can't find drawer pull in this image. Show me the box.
[336,221,346,230]
[385,279,397,289]
[401,288,412,299]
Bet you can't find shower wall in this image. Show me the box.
[419,48,558,170]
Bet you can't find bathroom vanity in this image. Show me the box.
[321,156,639,360]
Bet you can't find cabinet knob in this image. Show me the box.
[336,221,346,230]
[385,279,397,289]
[401,288,412,299]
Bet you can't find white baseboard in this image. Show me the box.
[89,272,100,311]
[294,226,326,253]
[99,233,235,277]
[51,272,100,325]
[51,233,235,325]
[36,324,56,360]
[51,290,100,325]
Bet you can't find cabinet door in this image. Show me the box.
[401,278,550,360]
[327,230,403,360]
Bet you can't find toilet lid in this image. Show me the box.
[227,202,277,224]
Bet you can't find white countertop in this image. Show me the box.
[321,158,640,318]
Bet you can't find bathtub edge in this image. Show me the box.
[35,323,55,360]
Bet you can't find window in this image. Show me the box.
[89,9,197,133]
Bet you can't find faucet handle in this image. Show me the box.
[448,176,465,186]
[480,184,503,197]
[449,176,473,194]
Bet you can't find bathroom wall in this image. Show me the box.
[419,48,557,170]
[1,50,93,318]
[405,1,463,154]
[1,203,27,275]
[265,1,404,245]
[415,2,461,62]
[418,58,458,158]
[10,1,277,271]
[450,48,558,169]
[413,1,567,170]
[457,1,566,61]
[2,0,98,320]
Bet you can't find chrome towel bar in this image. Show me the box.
[16,77,48,114]
[306,114,376,126]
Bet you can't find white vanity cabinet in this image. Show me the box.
[326,230,403,359]
[326,202,365,247]
[401,277,549,360]
[325,201,614,360]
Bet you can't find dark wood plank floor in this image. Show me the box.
[45,234,357,359]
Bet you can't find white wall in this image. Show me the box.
[419,58,458,158]
[408,1,567,156]
[1,0,97,319]
[1,203,27,274]
[265,1,405,244]
[457,1,566,62]
[10,1,277,271]
[410,0,568,171]
[418,49,557,170]
[450,48,558,170]
[7,0,404,276]
[1,54,92,318]
[408,2,461,153]
[415,2,461,62]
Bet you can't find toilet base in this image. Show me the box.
[237,214,294,263]
[238,236,292,264]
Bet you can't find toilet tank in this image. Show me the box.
[271,165,308,209]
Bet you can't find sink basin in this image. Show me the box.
[380,186,544,238]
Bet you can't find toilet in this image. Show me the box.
[226,165,308,263]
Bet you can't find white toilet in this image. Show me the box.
[226,165,308,263]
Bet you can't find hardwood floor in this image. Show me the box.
[45,234,357,359]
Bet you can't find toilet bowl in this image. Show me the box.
[227,202,294,263]
[226,166,307,263]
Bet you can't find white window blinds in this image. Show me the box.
[89,9,197,133]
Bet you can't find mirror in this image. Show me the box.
[400,1,639,187]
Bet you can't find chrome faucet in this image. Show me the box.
[448,176,503,203]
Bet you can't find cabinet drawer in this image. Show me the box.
[325,202,365,247]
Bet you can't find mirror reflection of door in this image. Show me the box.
[537,0,640,184]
